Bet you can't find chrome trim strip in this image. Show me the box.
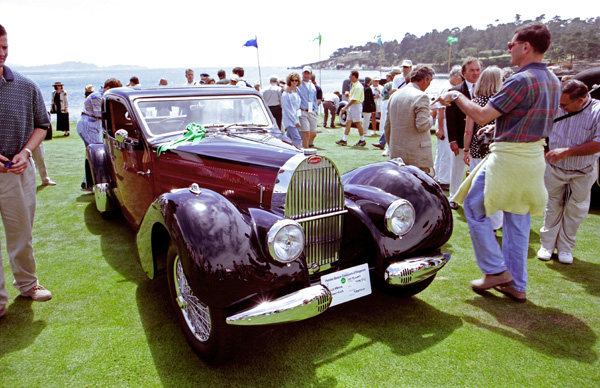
[294,210,348,224]
[226,285,332,326]
[384,253,451,286]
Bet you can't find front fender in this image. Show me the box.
[341,161,453,273]
[136,187,308,309]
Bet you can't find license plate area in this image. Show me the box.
[320,263,372,307]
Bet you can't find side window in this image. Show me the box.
[107,100,137,140]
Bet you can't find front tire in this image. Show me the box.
[166,245,239,364]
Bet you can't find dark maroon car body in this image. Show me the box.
[85,85,453,363]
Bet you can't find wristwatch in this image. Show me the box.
[451,92,460,101]
[23,147,33,158]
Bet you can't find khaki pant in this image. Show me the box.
[540,162,598,254]
[0,158,39,306]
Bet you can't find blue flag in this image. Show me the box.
[243,37,258,48]
[374,34,382,46]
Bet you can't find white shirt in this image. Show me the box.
[392,75,408,90]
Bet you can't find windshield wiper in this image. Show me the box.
[224,123,269,130]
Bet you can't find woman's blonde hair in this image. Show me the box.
[286,72,300,87]
[474,66,503,98]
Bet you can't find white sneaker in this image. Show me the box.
[558,251,573,264]
[537,247,553,261]
[382,148,389,157]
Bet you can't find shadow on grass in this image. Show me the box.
[464,294,597,364]
[544,259,600,297]
[138,287,463,387]
[0,298,46,359]
[82,201,463,386]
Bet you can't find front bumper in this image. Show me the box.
[384,253,451,286]
[226,284,332,326]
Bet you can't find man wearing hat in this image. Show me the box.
[297,66,319,148]
[262,75,283,129]
[392,60,413,91]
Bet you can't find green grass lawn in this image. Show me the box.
[1,120,600,387]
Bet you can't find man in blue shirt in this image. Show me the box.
[0,24,53,318]
[297,66,319,148]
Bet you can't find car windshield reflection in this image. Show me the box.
[135,96,273,140]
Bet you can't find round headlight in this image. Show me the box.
[385,199,415,236]
[267,220,305,263]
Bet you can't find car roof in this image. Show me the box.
[105,85,262,102]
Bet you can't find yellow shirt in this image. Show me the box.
[349,81,364,104]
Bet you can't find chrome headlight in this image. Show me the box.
[385,199,415,236]
[267,220,305,263]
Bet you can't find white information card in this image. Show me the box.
[321,263,372,307]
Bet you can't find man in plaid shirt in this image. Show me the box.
[436,22,561,302]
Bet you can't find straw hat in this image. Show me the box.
[52,82,64,87]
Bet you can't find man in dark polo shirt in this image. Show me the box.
[0,24,53,318]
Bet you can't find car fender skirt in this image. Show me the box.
[226,284,332,326]
[385,253,451,286]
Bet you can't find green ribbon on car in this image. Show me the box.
[156,123,207,156]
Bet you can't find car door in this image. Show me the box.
[104,96,156,228]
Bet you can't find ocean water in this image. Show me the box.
[17,65,448,121]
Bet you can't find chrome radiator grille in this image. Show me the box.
[284,156,345,274]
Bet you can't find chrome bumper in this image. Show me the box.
[93,183,113,212]
[226,285,332,326]
[385,253,451,286]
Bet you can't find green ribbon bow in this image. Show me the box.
[156,123,207,156]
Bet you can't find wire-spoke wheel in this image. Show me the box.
[166,244,240,364]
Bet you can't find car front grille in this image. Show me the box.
[284,156,345,274]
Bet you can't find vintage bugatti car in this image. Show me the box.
[85,85,453,363]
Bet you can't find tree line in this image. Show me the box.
[328,15,599,70]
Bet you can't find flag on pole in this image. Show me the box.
[447,36,458,45]
[243,36,258,48]
[313,33,322,45]
[374,34,382,46]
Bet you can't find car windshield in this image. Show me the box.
[135,95,273,139]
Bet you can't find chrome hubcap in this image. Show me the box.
[173,256,211,342]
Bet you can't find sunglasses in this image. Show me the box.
[507,41,525,50]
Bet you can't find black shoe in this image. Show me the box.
[354,140,367,147]
[440,183,450,191]
[335,139,347,146]
[372,143,384,150]
[449,201,459,210]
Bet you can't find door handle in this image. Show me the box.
[137,169,151,177]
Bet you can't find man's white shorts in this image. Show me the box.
[299,110,317,132]
[347,103,363,123]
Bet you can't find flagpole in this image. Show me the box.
[448,45,451,74]
[256,46,262,88]
[318,32,322,86]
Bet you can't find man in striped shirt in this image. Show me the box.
[538,79,600,264]
[0,24,53,318]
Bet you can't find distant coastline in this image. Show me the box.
[11,61,145,72]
